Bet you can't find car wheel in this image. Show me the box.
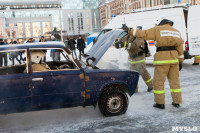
[98,88,128,117]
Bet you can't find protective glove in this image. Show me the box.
[115,42,120,49]
[122,24,129,32]
[120,41,125,48]
[179,63,182,71]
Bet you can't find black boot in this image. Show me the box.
[153,103,165,109]
[192,63,199,65]
[147,87,153,92]
[172,102,180,108]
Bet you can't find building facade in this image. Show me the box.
[99,0,194,28]
[0,0,101,42]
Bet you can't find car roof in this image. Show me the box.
[0,42,65,51]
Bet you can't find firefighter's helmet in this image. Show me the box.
[155,16,174,26]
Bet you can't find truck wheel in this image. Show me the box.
[98,89,128,117]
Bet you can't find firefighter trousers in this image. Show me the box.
[130,59,153,90]
[153,63,182,104]
[194,55,200,63]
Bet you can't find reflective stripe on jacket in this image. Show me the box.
[129,59,145,64]
[134,24,184,65]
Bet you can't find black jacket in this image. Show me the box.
[68,39,76,50]
[77,38,85,50]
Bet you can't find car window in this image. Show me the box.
[119,31,128,39]
[30,48,78,72]
[0,50,27,75]
[96,29,112,41]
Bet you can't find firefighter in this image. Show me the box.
[192,55,200,65]
[122,17,184,109]
[116,35,153,92]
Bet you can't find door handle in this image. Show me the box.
[32,78,43,82]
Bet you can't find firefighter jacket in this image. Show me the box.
[126,37,146,62]
[123,36,153,90]
[131,24,184,65]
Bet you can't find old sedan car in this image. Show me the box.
[0,30,139,117]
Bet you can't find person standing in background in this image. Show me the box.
[27,38,33,43]
[9,41,21,65]
[77,35,86,60]
[0,39,8,67]
[68,37,77,59]
[50,36,60,61]
[39,36,47,62]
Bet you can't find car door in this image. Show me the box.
[0,50,31,114]
[30,49,85,108]
[188,5,200,55]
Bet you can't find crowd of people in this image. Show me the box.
[0,35,86,67]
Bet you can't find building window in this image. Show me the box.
[31,5,36,8]
[77,12,83,32]
[25,23,31,38]
[146,0,152,7]
[43,22,51,36]
[5,28,10,39]
[17,23,24,38]
[94,12,97,29]
[68,13,74,32]
[39,5,44,8]
[0,19,3,38]
[32,22,41,37]
[86,13,90,31]
[11,28,17,38]
[164,0,170,5]
[23,5,27,8]
[9,23,14,27]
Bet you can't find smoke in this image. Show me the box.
[0,106,102,132]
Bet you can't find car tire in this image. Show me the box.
[98,88,128,117]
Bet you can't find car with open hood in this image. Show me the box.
[0,29,139,117]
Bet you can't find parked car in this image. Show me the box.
[0,30,139,117]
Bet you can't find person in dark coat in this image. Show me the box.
[68,37,77,59]
[77,35,86,57]
[9,41,21,65]
[27,38,33,43]
[39,36,46,42]
[0,39,7,67]
[39,36,47,62]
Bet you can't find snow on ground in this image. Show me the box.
[0,48,200,133]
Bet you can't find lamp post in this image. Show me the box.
[59,0,63,41]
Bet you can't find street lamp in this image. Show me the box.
[59,0,63,41]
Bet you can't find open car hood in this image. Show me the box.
[85,29,125,67]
